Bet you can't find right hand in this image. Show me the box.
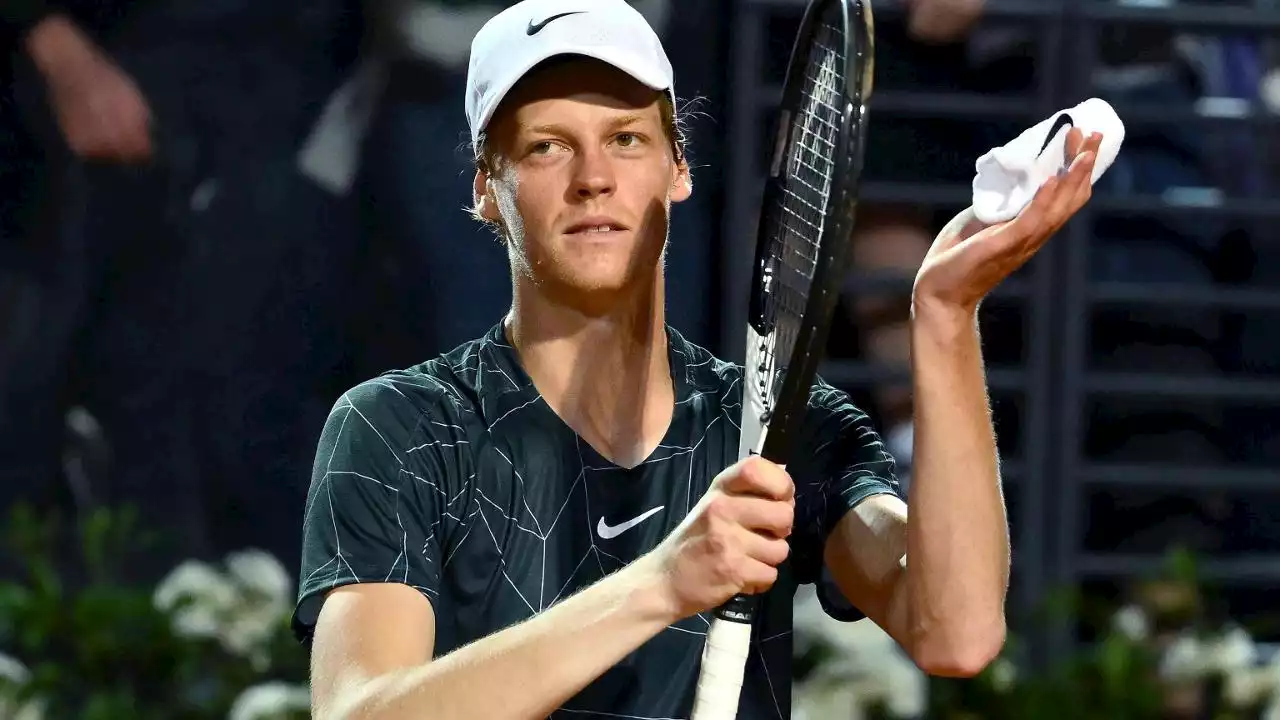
[26,15,153,163]
[648,456,795,620]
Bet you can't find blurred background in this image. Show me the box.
[4,0,1280,717]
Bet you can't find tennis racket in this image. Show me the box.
[690,0,875,718]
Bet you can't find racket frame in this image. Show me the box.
[747,0,873,465]
[691,1,875,718]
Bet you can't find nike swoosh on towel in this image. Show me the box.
[1039,112,1074,157]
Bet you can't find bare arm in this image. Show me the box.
[824,130,1104,677]
[310,456,796,720]
[823,307,1008,678]
[312,555,677,720]
[813,294,1008,677]
[903,302,1010,675]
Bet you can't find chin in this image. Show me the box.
[517,228,667,304]
[557,265,641,295]
[561,242,659,287]
[538,257,656,307]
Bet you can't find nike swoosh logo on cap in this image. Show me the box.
[527,11,585,35]
[597,506,665,540]
[1039,112,1074,157]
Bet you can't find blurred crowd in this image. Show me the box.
[0,0,710,586]
[3,0,1280,654]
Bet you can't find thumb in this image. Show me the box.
[931,206,985,252]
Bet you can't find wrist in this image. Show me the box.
[621,552,685,627]
[910,295,977,340]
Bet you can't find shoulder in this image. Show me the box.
[806,374,873,422]
[331,366,470,441]
[345,331,497,419]
[798,374,888,463]
[319,335,496,462]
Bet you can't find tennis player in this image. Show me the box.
[292,0,1102,717]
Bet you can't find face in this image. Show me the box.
[474,58,692,307]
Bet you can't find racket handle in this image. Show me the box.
[690,614,754,720]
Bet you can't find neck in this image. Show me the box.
[506,272,673,469]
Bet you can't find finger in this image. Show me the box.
[1035,143,1094,216]
[1069,162,1095,212]
[740,559,780,596]
[1085,131,1104,156]
[1070,146,1098,189]
[1063,126,1085,161]
[1075,131,1105,202]
[739,525,791,567]
[723,456,794,501]
[1007,173,1062,238]
[1046,150,1096,223]
[1064,129,1103,167]
[727,496,794,537]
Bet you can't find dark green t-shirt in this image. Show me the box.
[293,322,901,719]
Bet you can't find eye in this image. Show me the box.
[530,141,556,155]
[615,132,640,148]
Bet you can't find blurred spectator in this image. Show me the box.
[0,0,364,581]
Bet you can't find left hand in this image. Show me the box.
[912,127,1103,314]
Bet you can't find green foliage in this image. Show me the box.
[0,504,310,719]
[796,546,1276,719]
[928,631,1167,720]
[926,548,1267,720]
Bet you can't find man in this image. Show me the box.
[291,0,1104,717]
[308,0,686,375]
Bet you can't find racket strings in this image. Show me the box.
[756,12,847,413]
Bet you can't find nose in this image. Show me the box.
[570,145,616,200]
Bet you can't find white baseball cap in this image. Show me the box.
[465,0,676,146]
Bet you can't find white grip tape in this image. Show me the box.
[690,617,753,720]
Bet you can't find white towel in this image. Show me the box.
[971,97,1126,224]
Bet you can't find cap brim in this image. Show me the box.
[474,46,674,139]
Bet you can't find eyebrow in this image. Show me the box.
[522,114,649,137]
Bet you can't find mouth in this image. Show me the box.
[564,217,630,236]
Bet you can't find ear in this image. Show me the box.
[473,170,503,222]
[669,157,692,204]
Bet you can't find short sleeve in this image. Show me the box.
[787,376,903,622]
[291,375,465,643]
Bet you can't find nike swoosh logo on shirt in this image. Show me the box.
[1039,112,1074,157]
[527,11,585,35]
[597,506,665,540]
